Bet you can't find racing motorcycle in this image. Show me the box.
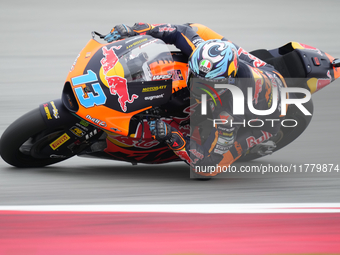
[1,32,339,168]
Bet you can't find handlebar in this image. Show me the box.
[91,31,106,39]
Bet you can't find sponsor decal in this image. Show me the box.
[298,43,323,56]
[142,85,167,92]
[75,120,90,131]
[106,76,139,112]
[246,131,272,149]
[70,126,85,137]
[101,46,119,75]
[100,46,137,112]
[50,133,70,150]
[144,93,165,101]
[86,115,107,127]
[43,103,52,120]
[159,24,176,32]
[151,23,166,26]
[50,101,60,119]
[111,45,122,50]
[109,135,160,149]
[237,47,267,67]
[176,150,198,167]
[152,74,172,80]
[307,70,332,93]
[85,129,98,140]
[125,35,143,43]
[80,119,89,127]
[189,149,204,160]
[126,38,148,49]
[192,38,204,47]
[168,70,184,81]
[199,59,212,73]
[139,39,158,49]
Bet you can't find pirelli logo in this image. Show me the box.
[49,133,70,150]
[142,85,167,92]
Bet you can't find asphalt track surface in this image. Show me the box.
[1,0,340,205]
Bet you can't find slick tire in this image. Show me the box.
[0,108,73,168]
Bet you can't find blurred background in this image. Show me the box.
[0,0,340,205]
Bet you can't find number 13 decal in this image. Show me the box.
[71,70,107,108]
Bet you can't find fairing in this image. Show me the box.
[62,35,188,137]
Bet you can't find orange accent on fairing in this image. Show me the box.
[67,39,102,77]
[66,38,188,136]
[65,39,152,136]
[76,104,151,137]
[334,66,340,80]
[189,23,224,41]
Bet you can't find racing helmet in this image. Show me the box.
[187,39,239,99]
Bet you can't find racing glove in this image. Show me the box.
[104,24,136,43]
[148,120,186,151]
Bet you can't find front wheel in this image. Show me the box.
[0,108,75,167]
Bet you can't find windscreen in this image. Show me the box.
[118,38,173,82]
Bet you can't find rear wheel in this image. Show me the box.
[0,108,75,167]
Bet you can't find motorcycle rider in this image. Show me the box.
[104,23,286,177]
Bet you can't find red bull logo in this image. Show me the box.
[246,131,272,149]
[100,46,138,112]
[238,47,266,68]
[307,70,332,93]
[101,46,119,75]
[316,70,332,91]
[106,76,138,112]
[298,43,322,56]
